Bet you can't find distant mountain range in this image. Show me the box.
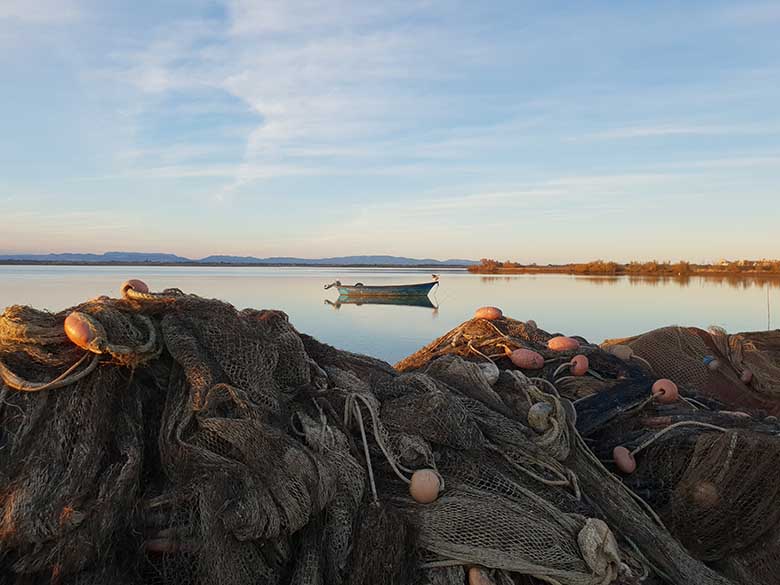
[0,252,478,267]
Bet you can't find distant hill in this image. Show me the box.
[0,252,477,267]
[199,255,477,266]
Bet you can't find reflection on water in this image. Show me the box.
[325,295,438,310]
[480,274,780,289]
[0,266,776,364]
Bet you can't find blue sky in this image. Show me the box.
[1,0,778,262]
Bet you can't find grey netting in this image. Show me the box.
[1,287,779,585]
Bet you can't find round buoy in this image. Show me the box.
[479,361,500,385]
[570,354,589,376]
[121,279,149,298]
[409,469,441,503]
[703,356,721,371]
[526,319,537,329]
[509,348,544,369]
[64,312,97,351]
[609,344,634,361]
[474,306,502,320]
[740,369,753,384]
[528,402,554,432]
[691,481,720,509]
[547,336,580,351]
[613,446,636,474]
[651,379,679,404]
[468,566,493,585]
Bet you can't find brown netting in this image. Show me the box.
[602,326,780,416]
[1,287,779,585]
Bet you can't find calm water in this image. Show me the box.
[0,266,777,364]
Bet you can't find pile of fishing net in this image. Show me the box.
[0,289,778,585]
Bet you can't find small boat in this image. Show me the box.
[324,275,439,298]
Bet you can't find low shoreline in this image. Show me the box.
[468,266,780,278]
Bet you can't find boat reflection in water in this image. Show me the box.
[325,295,438,310]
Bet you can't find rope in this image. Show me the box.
[344,393,415,485]
[0,352,100,392]
[631,355,654,372]
[552,361,574,378]
[530,377,561,398]
[65,311,158,359]
[467,341,493,363]
[488,444,572,487]
[630,421,728,457]
[352,399,379,504]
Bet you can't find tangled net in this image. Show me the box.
[1,288,778,585]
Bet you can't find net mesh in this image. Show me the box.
[1,290,778,585]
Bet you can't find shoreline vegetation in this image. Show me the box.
[468,258,780,278]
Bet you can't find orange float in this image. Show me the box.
[409,469,441,503]
[547,336,580,351]
[570,354,589,376]
[508,348,544,369]
[613,446,636,474]
[63,312,96,351]
[651,379,679,404]
[474,306,502,320]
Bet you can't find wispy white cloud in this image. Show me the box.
[0,0,81,23]
[566,123,778,142]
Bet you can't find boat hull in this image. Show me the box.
[336,281,438,297]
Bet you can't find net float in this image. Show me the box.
[740,369,753,384]
[409,469,441,503]
[468,566,494,585]
[473,306,502,320]
[691,481,720,509]
[528,402,554,432]
[613,446,636,474]
[121,279,149,298]
[703,356,721,371]
[508,348,544,369]
[64,312,97,351]
[479,361,500,385]
[651,379,678,404]
[553,354,589,378]
[526,319,537,329]
[609,344,634,361]
[570,354,589,376]
[547,336,580,351]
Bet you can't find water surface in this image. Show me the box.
[0,266,776,364]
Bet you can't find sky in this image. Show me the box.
[1,0,778,263]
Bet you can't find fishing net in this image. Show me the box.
[1,287,778,585]
[601,326,780,415]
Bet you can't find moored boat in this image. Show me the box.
[324,277,439,297]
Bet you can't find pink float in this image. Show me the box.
[509,348,544,369]
[63,312,96,351]
[547,336,580,351]
[652,379,679,404]
[613,446,636,474]
[474,306,503,320]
